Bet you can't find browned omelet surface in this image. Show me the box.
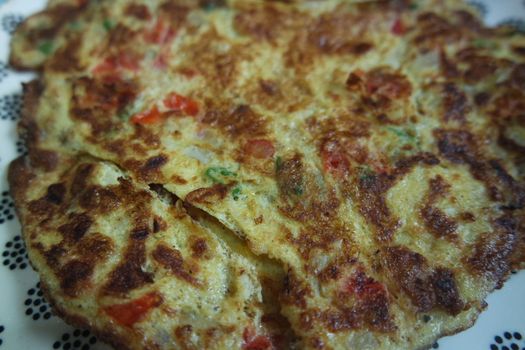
[8,0,525,349]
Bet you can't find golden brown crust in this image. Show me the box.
[40,281,135,350]
[9,2,88,70]
[384,246,464,315]
[8,156,34,205]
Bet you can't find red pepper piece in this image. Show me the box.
[243,327,273,350]
[93,51,140,76]
[320,140,349,178]
[344,270,386,298]
[391,18,406,36]
[163,92,199,116]
[130,106,162,124]
[103,292,162,327]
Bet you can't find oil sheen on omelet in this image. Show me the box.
[8,0,525,349]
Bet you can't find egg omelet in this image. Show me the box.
[8,0,525,349]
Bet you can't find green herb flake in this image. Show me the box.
[472,39,497,49]
[117,104,135,121]
[386,126,416,143]
[118,110,132,121]
[68,21,82,30]
[293,186,304,196]
[201,0,224,11]
[117,104,137,122]
[275,156,283,171]
[205,167,237,184]
[103,19,114,31]
[472,39,486,48]
[231,186,242,201]
[203,3,217,11]
[409,3,418,10]
[358,166,375,181]
[118,99,145,122]
[38,41,53,55]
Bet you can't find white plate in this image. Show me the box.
[0,1,523,349]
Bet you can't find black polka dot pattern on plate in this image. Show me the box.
[52,329,97,350]
[0,62,8,83]
[0,191,15,224]
[0,93,22,121]
[2,235,28,270]
[432,341,439,349]
[16,139,27,155]
[0,324,4,347]
[1,14,24,35]
[490,331,525,350]
[25,282,53,321]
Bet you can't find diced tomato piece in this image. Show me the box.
[243,327,273,350]
[92,58,116,75]
[324,152,348,172]
[244,139,275,159]
[244,336,272,350]
[131,106,162,124]
[163,92,199,116]
[103,292,162,327]
[391,18,406,36]
[344,270,386,298]
[93,51,141,76]
[321,140,349,178]
[145,18,176,45]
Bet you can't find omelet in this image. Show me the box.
[8,0,525,349]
